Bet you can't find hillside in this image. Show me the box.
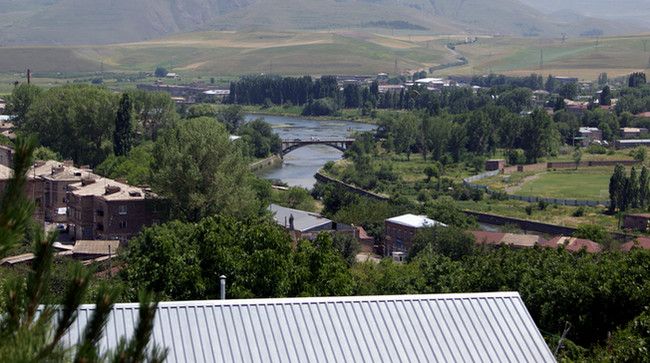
[517,0,650,27]
[0,0,639,45]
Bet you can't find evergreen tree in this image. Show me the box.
[628,72,647,88]
[599,86,612,106]
[114,93,133,157]
[629,167,640,209]
[640,166,650,209]
[609,164,626,213]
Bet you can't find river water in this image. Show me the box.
[245,114,376,188]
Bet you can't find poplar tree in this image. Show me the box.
[640,166,650,209]
[114,93,133,156]
[609,164,626,213]
[629,167,640,209]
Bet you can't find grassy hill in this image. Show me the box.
[0,0,638,45]
[434,34,650,80]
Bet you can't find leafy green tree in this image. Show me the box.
[597,72,608,86]
[409,226,474,261]
[154,67,168,78]
[114,93,133,157]
[23,84,117,166]
[521,109,557,163]
[573,147,582,169]
[597,308,650,362]
[393,113,418,160]
[629,72,647,88]
[573,224,613,249]
[186,103,217,119]
[558,82,578,100]
[610,164,626,213]
[217,105,245,133]
[5,83,42,125]
[424,165,440,182]
[239,118,281,158]
[422,196,476,229]
[127,89,178,141]
[33,146,60,161]
[465,111,496,155]
[151,117,262,221]
[95,142,154,186]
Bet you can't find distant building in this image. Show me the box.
[0,145,13,167]
[577,127,603,146]
[472,231,544,248]
[384,214,446,254]
[485,159,506,171]
[620,127,649,139]
[55,292,555,363]
[268,204,355,241]
[623,213,650,232]
[553,76,579,85]
[616,139,650,149]
[541,236,602,253]
[414,77,455,91]
[377,84,405,93]
[67,177,160,242]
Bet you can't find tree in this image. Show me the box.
[23,84,117,166]
[392,114,418,160]
[217,105,245,133]
[409,226,474,261]
[630,167,641,209]
[151,117,262,221]
[573,147,582,169]
[521,109,557,163]
[5,83,42,126]
[238,118,281,158]
[609,164,626,213]
[599,86,612,106]
[573,224,613,249]
[629,72,647,88]
[597,308,650,362]
[95,142,154,186]
[597,72,608,86]
[559,83,578,100]
[154,67,168,78]
[0,137,165,361]
[640,166,650,209]
[423,165,440,182]
[127,90,178,141]
[114,93,134,156]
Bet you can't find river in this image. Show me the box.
[245,115,376,188]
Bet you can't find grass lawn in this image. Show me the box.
[516,169,612,201]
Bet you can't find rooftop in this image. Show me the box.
[72,240,120,256]
[621,237,650,251]
[56,292,555,363]
[269,204,332,232]
[386,214,446,229]
[544,236,602,253]
[68,177,148,201]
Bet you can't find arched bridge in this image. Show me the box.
[281,138,355,157]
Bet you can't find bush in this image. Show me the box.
[506,149,526,165]
[573,207,586,217]
[538,200,548,210]
[586,144,607,155]
[302,98,339,116]
[525,205,533,216]
[490,190,509,201]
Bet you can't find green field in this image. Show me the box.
[515,169,612,200]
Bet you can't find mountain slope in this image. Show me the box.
[0,0,640,45]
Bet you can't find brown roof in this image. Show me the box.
[0,253,36,266]
[73,240,120,256]
[472,231,506,245]
[545,236,602,253]
[626,213,650,219]
[357,226,373,241]
[68,177,149,201]
[621,237,650,251]
[472,231,542,248]
[635,112,650,118]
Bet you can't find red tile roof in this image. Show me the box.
[545,236,602,253]
[472,231,506,245]
[621,237,650,251]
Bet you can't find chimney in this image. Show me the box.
[289,214,294,231]
[220,275,226,300]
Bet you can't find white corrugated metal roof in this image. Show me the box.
[58,292,554,362]
[386,214,447,229]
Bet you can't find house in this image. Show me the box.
[0,145,13,167]
[565,100,589,115]
[67,177,160,242]
[620,127,649,139]
[355,226,375,253]
[472,231,544,248]
[55,292,555,362]
[414,77,455,91]
[577,127,603,146]
[485,159,506,171]
[542,236,602,253]
[623,213,650,232]
[71,240,120,260]
[378,84,405,93]
[621,237,650,251]
[268,204,355,241]
[384,214,446,254]
[616,139,650,149]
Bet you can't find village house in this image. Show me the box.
[542,236,602,253]
[485,159,506,171]
[67,177,160,242]
[414,77,455,91]
[621,237,650,251]
[471,231,544,249]
[616,139,650,149]
[384,214,446,255]
[620,127,649,139]
[268,204,356,242]
[623,213,650,232]
[0,145,13,168]
[577,127,603,146]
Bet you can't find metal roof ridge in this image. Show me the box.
[73,292,522,309]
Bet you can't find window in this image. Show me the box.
[119,220,127,229]
[118,205,128,215]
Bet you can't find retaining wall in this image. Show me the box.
[314,172,390,202]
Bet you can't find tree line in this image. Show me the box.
[609,164,650,213]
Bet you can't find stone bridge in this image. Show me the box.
[280,138,355,157]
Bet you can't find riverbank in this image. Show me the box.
[219,104,400,125]
[249,154,283,172]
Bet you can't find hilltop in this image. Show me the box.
[0,0,639,45]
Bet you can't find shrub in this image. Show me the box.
[302,98,339,116]
[573,207,586,217]
[538,200,548,210]
[586,144,607,155]
[525,205,533,215]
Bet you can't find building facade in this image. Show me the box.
[384,214,446,255]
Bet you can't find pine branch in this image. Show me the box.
[25,230,56,324]
[74,285,117,363]
[0,136,36,256]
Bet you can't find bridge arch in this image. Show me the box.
[280,139,354,157]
